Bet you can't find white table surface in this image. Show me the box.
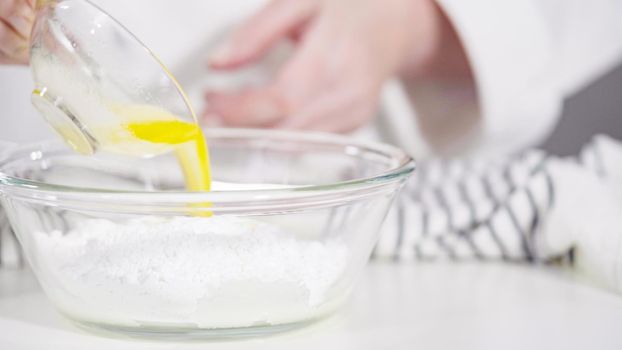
[1,262,622,350]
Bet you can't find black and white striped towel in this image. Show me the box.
[374,148,553,261]
[375,134,622,292]
[0,141,23,269]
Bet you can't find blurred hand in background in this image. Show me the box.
[0,0,34,64]
[203,0,464,133]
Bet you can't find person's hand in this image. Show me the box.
[0,0,34,64]
[203,0,443,133]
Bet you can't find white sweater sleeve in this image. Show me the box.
[381,0,622,159]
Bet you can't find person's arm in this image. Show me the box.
[405,0,622,157]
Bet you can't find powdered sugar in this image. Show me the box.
[36,216,348,328]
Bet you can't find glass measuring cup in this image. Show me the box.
[29,0,198,156]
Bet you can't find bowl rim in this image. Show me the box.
[0,128,415,210]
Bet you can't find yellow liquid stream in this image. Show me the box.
[124,120,211,192]
[118,109,213,217]
[99,104,212,193]
[48,103,212,198]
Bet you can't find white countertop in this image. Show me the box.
[1,262,622,350]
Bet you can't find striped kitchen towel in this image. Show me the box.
[0,207,23,269]
[0,141,24,269]
[375,134,622,292]
[375,149,553,261]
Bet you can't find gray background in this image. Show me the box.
[540,62,622,156]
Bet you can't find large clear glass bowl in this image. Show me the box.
[0,128,414,339]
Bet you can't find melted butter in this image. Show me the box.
[124,119,211,192]
[95,104,212,193]
[47,103,212,197]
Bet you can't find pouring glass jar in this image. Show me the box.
[30,0,199,156]
[29,0,211,191]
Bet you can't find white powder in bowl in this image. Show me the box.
[35,216,349,328]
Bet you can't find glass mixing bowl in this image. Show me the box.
[0,128,414,339]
